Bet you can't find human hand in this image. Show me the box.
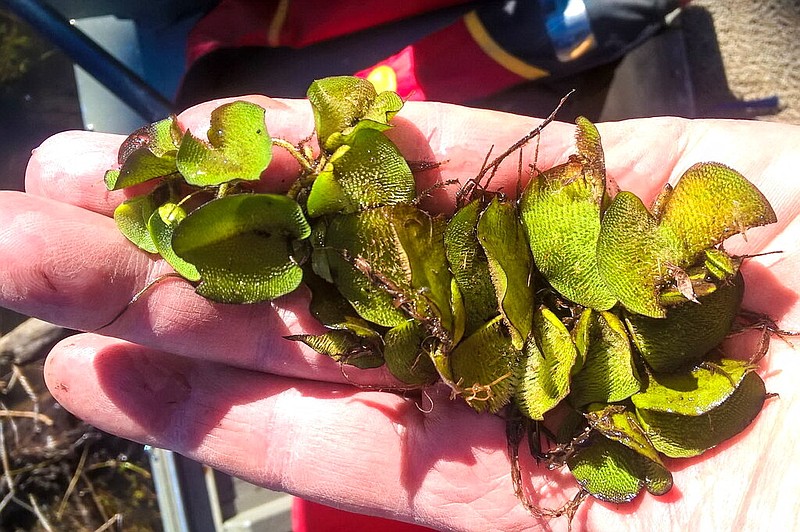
[1,98,799,531]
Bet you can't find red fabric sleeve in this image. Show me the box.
[291,497,436,532]
[187,0,472,63]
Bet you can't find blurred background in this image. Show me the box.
[0,1,798,530]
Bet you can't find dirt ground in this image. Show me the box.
[684,0,800,124]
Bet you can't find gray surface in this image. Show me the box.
[684,0,800,123]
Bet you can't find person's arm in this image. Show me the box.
[2,98,800,530]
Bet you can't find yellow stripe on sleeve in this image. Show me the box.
[463,10,549,80]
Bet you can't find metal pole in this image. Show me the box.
[2,0,174,122]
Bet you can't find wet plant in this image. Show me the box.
[104,76,781,524]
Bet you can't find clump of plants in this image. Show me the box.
[104,76,779,522]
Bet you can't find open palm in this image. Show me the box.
[1,98,799,531]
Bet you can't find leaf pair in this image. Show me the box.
[109,101,308,303]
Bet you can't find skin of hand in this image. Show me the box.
[1,97,799,531]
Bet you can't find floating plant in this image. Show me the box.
[104,76,779,524]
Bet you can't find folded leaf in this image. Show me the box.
[477,198,534,349]
[105,116,181,190]
[147,202,201,282]
[632,359,767,457]
[287,328,384,369]
[113,195,159,253]
[597,192,682,318]
[568,432,672,503]
[384,320,438,385]
[626,272,744,373]
[515,307,579,420]
[519,118,615,310]
[313,205,454,331]
[570,311,641,407]
[450,315,520,413]
[171,194,310,303]
[444,199,498,336]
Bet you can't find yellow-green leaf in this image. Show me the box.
[477,198,534,349]
[596,192,682,318]
[519,118,615,310]
[105,116,181,190]
[659,162,777,263]
[287,328,384,369]
[176,101,271,187]
[147,202,201,282]
[306,129,414,217]
[307,76,403,151]
[113,194,159,253]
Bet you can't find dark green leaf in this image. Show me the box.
[172,194,310,303]
[626,272,744,373]
[450,315,520,413]
[632,359,767,457]
[384,320,438,385]
[444,199,498,336]
[515,307,579,420]
[570,311,641,407]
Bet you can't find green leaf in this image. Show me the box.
[307,76,403,150]
[567,433,672,503]
[626,272,744,373]
[515,307,579,420]
[312,205,455,331]
[444,199,499,336]
[659,162,777,263]
[176,101,272,187]
[596,192,682,318]
[477,198,534,349]
[450,315,520,413]
[147,202,201,281]
[287,328,384,369]
[519,118,615,310]
[113,194,159,253]
[306,129,414,217]
[632,359,767,457]
[384,320,438,385]
[105,116,181,190]
[171,194,310,303]
[570,311,641,407]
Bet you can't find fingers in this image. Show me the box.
[25,97,316,217]
[22,96,582,217]
[0,190,399,384]
[46,333,800,532]
[44,333,538,531]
